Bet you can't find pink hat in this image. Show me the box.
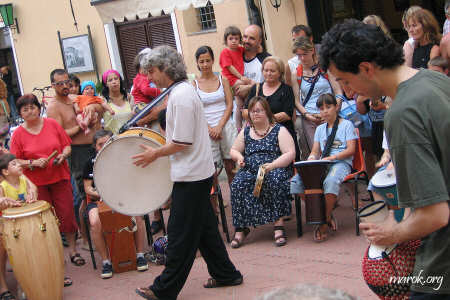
[102,69,121,84]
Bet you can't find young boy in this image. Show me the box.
[0,153,37,299]
[74,81,115,134]
[427,56,449,76]
[219,26,253,130]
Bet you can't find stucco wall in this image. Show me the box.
[0,0,111,94]
[175,0,250,75]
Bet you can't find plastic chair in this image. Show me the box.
[342,128,373,236]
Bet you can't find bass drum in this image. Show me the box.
[94,128,173,216]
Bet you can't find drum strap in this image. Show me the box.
[321,117,340,159]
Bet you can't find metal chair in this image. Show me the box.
[342,128,374,236]
[211,164,231,243]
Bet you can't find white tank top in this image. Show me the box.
[194,75,227,127]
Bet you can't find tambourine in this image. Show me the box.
[253,165,266,198]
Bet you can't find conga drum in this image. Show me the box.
[371,169,404,222]
[1,201,64,300]
[94,128,173,216]
[362,240,420,300]
[294,160,336,224]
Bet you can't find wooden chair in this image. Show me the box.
[342,128,374,236]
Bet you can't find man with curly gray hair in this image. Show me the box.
[133,45,242,300]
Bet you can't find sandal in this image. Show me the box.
[135,287,159,300]
[64,276,73,287]
[0,291,15,300]
[203,276,243,288]
[230,227,250,249]
[313,225,329,243]
[70,253,86,266]
[273,226,287,247]
[328,214,338,232]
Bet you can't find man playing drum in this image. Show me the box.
[320,19,450,298]
[133,45,242,300]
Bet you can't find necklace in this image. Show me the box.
[253,125,271,138]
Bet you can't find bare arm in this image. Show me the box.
[230,129,245,166]
[132,141,188,168]
[308,141,321,160]
[403,41,414,67]
[356,95,369,114]
[217,76,233,128]
[440,35,450,63]
[25,178,38,202]
[265,126,295,171]
[361,201,449,246]
[84,179,100,201]
[274,112,291,122]
[327,70,343,96]
[285,64,293,86]
[430,45,440,60]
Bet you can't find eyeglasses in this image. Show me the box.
[250,109,265,115]
[53,80,71,87]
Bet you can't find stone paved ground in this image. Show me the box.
[6,181,378,300]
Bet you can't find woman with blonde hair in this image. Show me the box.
[405,8,441,69]
[242,56,300,160]
[363,15,392,39]
[402,6,422,67]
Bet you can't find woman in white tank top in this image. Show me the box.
[193,46,237,196]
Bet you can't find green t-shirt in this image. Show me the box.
[385,69,450,294]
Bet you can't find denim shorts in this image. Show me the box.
[290,161,351,196]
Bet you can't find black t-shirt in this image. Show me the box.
[82,155,96,189]
[412,43,434,69]
[245,82,295,136]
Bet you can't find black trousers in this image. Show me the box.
[151,176,241,300]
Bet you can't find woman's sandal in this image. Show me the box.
[203,276,243,288]
[274,226,287,247]
[230,227,250,249]
[0,291,15,300]
[64,276,73,287]
[313,225,329,243]
[70,253,86,266]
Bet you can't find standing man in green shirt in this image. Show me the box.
[319,19,450,299]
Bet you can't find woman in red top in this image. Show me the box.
[10,94,84,269]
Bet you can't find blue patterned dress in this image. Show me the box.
[230,124,293,228]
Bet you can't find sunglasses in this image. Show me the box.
[53,80,71,87]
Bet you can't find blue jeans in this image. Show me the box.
[290,161,351,196]
[7,94,18,121]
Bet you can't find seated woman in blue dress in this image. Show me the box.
[230,96,296,248]
[292,93,357,242]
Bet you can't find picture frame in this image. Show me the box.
[60,34,95,74]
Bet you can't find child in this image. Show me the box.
[0,153,37,203]
[292,93,357,242]
[427,56,449,76]
[69,73,81,95]
[219,26,253,130]
[83,129,148,279]
[74,81,115,134]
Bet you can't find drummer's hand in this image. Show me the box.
[34,158,49,168]
[132,144,159,168]
[0,197,22,210]
[53,154,66,165]
[262,162,274,172]
[237,156,245,168]
[359,211,397,246]
[322,155,336,161]
[386,161,394,170]
[26,190,38,203]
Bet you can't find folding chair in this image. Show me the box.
[211,164,231,243]
[342,128,373,236]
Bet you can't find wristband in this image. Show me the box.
[29,160,34,171]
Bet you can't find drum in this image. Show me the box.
[293,160,336,224]
[362,240,420,300]
[358,201,389,224]
[371,169,404,222]
[253,165,266,198]
[1,201,64,300]
[94,128,173,216]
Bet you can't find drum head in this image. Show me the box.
[371,169,396,188]
[2,201,50,218]
[94,131,173,216]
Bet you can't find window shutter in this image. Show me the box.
[116,23,149,89]
[148,15,177,49]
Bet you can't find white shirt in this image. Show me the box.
[165,81,215,182]
[243,52,270,84]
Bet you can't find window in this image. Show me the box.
[197,1,216,31]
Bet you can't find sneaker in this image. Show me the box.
[136,256,149,272]
[101,263,113,279]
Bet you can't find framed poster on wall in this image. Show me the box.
[60,34,95,73]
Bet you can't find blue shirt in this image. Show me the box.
[300,75,332,114]
[314,119,357,165]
